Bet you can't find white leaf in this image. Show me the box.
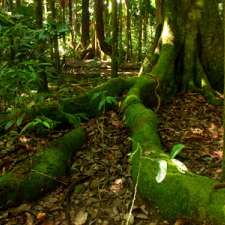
[156,160,167,183]
[171,159,188,174]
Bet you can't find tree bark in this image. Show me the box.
[111,0,119,77]
[35,0,49,92]
[81,0,90,49]
[125,0,132,61]
[49,0,61,73]
[142,0,223,96]
[222,0,225,180]
[68,0,75,47]
[95,0,112,56]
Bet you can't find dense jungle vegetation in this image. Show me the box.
[0,0,225,224]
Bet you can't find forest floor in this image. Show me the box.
[0,60,223,225]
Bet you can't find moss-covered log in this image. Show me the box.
[122,77,225,224]
[0,77,136,209]
[27,77,136,123]
[0,77,136,135]
[61,77,136,116]
[0,127,85,209]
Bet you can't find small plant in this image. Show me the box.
[91,91,117,112]
[4,113,25,130]
[155,143,187,183]
[169,143,185,159]
[62,112,88,127]
[91,91,117,142]
[20,116,56,134]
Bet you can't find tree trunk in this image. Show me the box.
[16,0,21,8]
[68,0,75,48]
[125,0,132,61]
[222,0,225,180]
[147,0,223,96]
[81,0,90,49]
[35,0,49,92]
[111,0,119,77]
[138,0,143,61]
[49,0,61,73]
[95,0,112,56]
[124,0,224,223]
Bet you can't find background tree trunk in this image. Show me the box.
[125,0,132,61]
[81,0,90,49]
[49,0,61,73]
[111,0,119,77]
[95,0,112,56]
[35,0,49,92]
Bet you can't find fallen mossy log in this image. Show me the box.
[29,77,136,122]
[0,127,85,209]
[122,77,225,224]
[0,77,136,136]
[0,77,136,209]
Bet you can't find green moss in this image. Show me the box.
[0,127,85,209]
[62,77,137,117]
[122,76,225,224]
[0,173,21,209]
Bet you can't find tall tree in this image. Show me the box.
[81,0,90,49]
[16,0,21,8]
[95,0,112,56]
[125,0,132,61]
[68,0,75,47]
[138,0,143,61]
[223,0,225,180]
[111,0,118,77]
[49,0,61,73]
[118,0,123,62]
[35,0,48,92]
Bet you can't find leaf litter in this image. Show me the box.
[158,92,223,179]
[0,71,222,225]
[0,110,170,225]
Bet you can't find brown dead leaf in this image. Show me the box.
[36,212,46,221]
[110,178,124,193]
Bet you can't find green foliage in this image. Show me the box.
[169,143,185,159]
[91,91,117,112]
[130,139,168,183]
[0,63,37,106]
[62,112,88,127]
[0,10,14,26]
[130,139,187,183]
[20,116,56,134]
[4,112,25,131]
[0,11,53,108]
[0,109,25,132]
